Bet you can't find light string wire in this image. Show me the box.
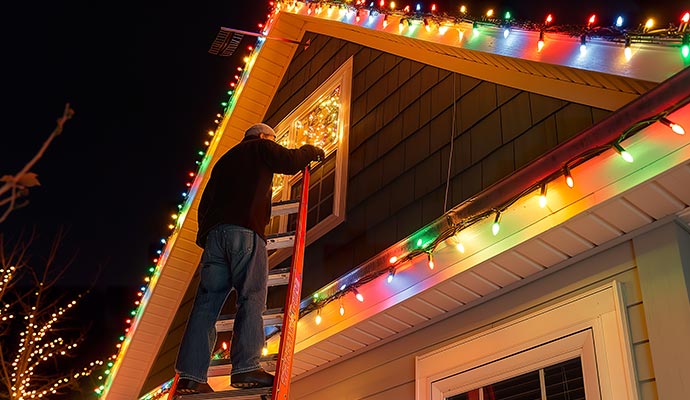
[290,0,689,47]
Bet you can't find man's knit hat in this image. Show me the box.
[245,123,276,138]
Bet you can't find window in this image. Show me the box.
[448,356,585,400]
[266,57,352,265]
[416,282,639,400]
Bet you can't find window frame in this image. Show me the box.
[443,330,596,400]
[415,281,639,400]
[268,57,353,267]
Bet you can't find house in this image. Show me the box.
[101,2,690,399]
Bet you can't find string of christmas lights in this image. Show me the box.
[92,25,264,400]
[292,105,688,329]
[281,0,690,60]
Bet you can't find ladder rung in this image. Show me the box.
[208,355,278,377]
[216,308,283,332]
[266,231,295,250]
[270,199,300,217]
[267,267,290,287]
[174,386,271,399]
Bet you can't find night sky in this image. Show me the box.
[1,0,687,394]
[1,0,270,373]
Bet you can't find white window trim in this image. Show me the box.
[269,57,352,267]
[415,281,639,400]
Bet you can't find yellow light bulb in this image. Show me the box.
[538,184,547,208]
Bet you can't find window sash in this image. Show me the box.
[267,57,353,266]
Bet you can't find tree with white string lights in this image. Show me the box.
[0,232,104,399]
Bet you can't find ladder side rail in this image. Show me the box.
[271,166,310,400]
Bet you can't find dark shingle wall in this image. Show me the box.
[264,32,611,298]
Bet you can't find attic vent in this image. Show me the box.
[208,28,244,57]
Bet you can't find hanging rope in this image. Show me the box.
[443,73,458,213]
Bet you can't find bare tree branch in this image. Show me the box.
[0,103,74,224]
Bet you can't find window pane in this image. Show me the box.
[448,388,481,400]
[447,370,541,400]
[271,131,291,197]
[446,358,585,400]
[321,169,335,197]
[485,370,541,400]
[545,358,585,400]
[318,195,334,221]
[294,86,341,152]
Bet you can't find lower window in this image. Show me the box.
[448,356,585,400]
[416,283,639,400]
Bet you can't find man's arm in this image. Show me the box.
[260,140,325,175]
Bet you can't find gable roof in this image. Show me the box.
[101,5,690,399]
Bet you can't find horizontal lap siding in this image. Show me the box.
[263,33,614,302]
[290,241,655,399]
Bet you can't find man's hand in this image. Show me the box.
[299,144,326,162]
[314,148,325,162]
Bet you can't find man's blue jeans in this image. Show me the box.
[175,224,268,382]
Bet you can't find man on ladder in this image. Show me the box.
[170,123,324,396]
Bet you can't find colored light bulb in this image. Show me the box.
[660,117,684,135]
[538,31,545,52]
[614,143,634,162]
[492,212,501,236]
[354,289,364,302]
[539,184,547,208]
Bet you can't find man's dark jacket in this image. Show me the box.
[196,135,323,247]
